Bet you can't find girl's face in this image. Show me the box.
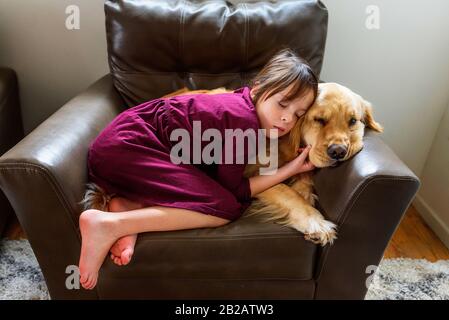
[251,83,315,139]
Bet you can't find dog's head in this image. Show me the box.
[289,82,383,168]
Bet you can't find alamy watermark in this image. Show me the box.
[65,5,80,30]
[365,5,380,30]
[65,265,80,290]
[365,264,379,288]
[170,121,281,175]
[65,4,379,31]
[65,263,381,290]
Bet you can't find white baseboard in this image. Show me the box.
[413,195,449,251]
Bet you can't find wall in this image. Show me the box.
[0,0,108,133]
[414,102,449,248]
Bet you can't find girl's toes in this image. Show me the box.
[80,273,88,285]
[85,280,92,290]
[85,275,93,288]
[121,248,134,265]
[87,275,97,290]
[81,274,91,289]
[110,253,115,260]
[113,257,122,266]
[88,278,97,290]
[86,275,95,289]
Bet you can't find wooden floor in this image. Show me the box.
[383,205,449,261]
[3,204,449,261]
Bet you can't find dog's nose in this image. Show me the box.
[327,144,347,160]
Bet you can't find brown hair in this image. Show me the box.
[248,48,318,109]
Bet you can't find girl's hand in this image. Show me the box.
[249,145,316,197]
[284,145,316,176]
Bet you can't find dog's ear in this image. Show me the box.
[360,97,383,133]
[288,115,305,151]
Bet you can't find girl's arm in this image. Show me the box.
[249,145,315,197]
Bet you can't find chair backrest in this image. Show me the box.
[105,0,328,107]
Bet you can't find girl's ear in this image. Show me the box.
[288,116,305,151]
[360,97,384,133]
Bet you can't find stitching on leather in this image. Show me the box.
[0,163,81,243]
[335,175,418,225]
[0,164,303,239]
[243,2,249,69]
[0,163,100,299]
[102,276,313,281]
[137,235,304,242]
[314,176,419,294]
[112,70,244,77]
[179,0,186,70]
[316,0,328,11]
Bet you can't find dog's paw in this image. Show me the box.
[303,218,337,246]
[288,208,338,246]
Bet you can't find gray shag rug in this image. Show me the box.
[0,239,50,299]
[1,239,449,300]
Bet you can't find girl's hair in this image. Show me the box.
[248,48,319,108]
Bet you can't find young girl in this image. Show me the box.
[78,48,319,290]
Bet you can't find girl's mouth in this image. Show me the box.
[273,125,285,132]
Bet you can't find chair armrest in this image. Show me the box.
[0,74,124,299]
[312,130,420,299]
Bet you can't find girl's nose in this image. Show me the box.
[281,114,292,123]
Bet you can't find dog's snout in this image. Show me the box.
[327,144,347,160]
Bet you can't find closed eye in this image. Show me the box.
[278,101,287,108]
[314,117,327,126]
[279,100,305,118]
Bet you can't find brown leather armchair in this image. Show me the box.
[0,0,419,299]
[0,67,24,235]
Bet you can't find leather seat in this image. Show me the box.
[99,214,318,299]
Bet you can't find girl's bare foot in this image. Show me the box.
[78,209,119,290]
[109,234,137,266]
[107,197,143,266]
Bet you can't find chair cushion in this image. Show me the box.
[100,213,318,281]
[104,0,328,107]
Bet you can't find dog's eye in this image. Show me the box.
[314,117,326,126]
[349,118,357,126]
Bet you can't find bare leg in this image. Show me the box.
[78,206,230,290]
[107,197,144,266]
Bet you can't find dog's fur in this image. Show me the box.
[80,83,383,246]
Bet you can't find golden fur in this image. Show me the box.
[80,83,383,246]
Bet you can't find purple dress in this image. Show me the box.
[87,86,261,221]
